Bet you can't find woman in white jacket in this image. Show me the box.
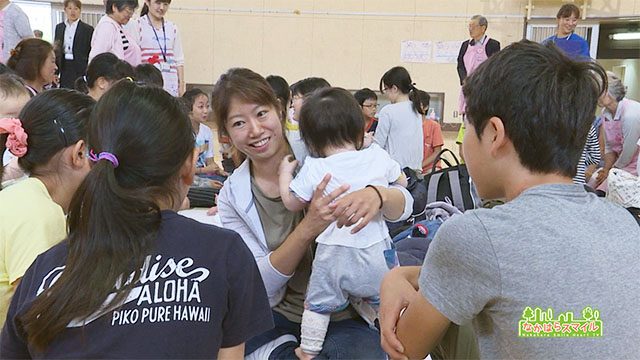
[212,68,412,359]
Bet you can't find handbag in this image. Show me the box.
[422,149,481,212]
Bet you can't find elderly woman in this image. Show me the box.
[89,0,141,66]
[594,71,640,190]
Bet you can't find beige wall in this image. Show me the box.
[85,0,640,123]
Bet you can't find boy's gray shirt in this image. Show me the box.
[420,183,640,359]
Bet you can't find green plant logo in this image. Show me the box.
[518,306,602,337]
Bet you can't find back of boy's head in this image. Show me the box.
[557,3,580,19]
[135,64,164,88]
[299,87,364,157]
[12,89,95,176]
[182,88,207,112]
[462,39,606,178]
[290,77,331,97]
[353,88,377,106]
[76,53,134,93]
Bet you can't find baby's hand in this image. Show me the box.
[295,347,316,360]
[279,155,299,176]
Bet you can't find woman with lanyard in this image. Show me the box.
[136,0,184,96]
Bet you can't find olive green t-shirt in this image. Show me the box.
[251,177,357,323]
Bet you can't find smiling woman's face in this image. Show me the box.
[225,97,285,161]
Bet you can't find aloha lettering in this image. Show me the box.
[137,278,202,306]
[36,254,213,327]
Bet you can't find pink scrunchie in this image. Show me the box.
[0,118,28,157]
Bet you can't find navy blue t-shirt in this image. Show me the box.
[1,211,273,359]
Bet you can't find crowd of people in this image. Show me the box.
[0,1,639,359]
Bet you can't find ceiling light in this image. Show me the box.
[610,32,640,40]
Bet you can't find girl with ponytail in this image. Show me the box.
[1,80,272,359]
[0,89,95,328]
[375,66,425,171]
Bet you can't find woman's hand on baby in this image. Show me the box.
[279,155,298,177]
[303,174,350,236]
[332,186,381,233]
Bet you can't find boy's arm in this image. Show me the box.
[379,266,451,360]
[395,292,451,359]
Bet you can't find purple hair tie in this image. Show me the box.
[88,150,119,168]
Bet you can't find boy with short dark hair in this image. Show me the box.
[379,40,640,359]
[354,88,378,133]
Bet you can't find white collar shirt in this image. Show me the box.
[64,19,79,59]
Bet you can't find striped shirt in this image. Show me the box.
[574,124,601,184]
[120,29,129,51]
[89,15,140,66]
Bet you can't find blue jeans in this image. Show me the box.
[246,310,385,359]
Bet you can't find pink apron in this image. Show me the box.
[597,99,638,191]
[458,37,490,114]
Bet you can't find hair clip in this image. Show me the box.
[52,119,69,147]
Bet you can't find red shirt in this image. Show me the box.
[365,117,378,133]
[422,118,444,174]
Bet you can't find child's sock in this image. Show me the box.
[300,309,331,355]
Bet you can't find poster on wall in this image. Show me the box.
[400,40,432,63]
[433,41,463,63]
